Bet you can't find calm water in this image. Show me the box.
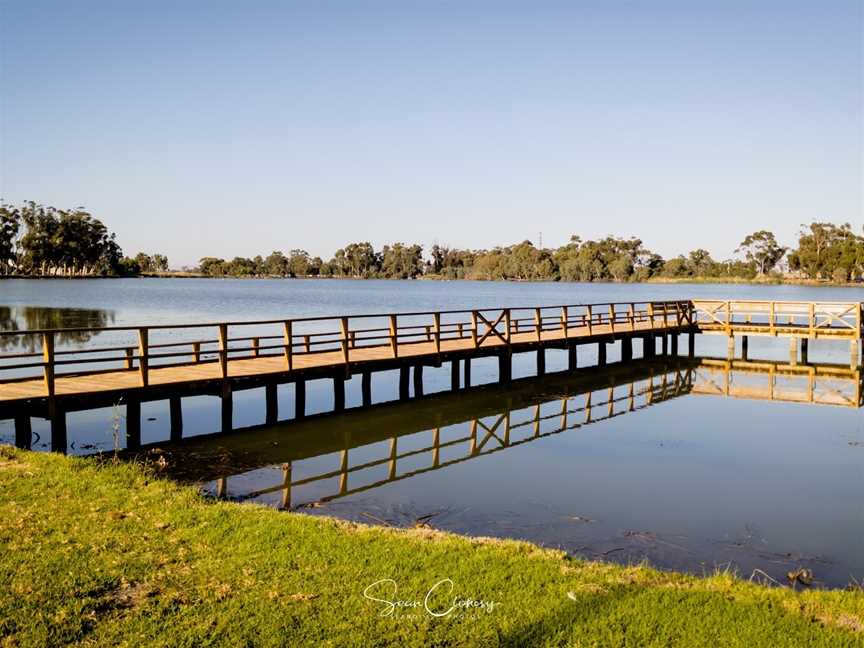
[1,278,863,587]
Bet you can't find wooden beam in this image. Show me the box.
[265,383,278,424]
[170,396,183,440]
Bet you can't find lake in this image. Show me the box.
[1,278,863,588]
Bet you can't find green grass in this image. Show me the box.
[1,447,862,647]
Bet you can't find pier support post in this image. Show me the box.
[498,352,512,383]
[568,343,578,371]
[789,337,798,365]
[295,380,306,419]
[333,375,345,411]
[644,336,654,359]
[361,371,372,407]
[800,338,809,364]
[170,396,183,440]
[670,334,678,357]
[463,358,472,389]
[265,383,278,424]
[688,331,695,358]
[621,338,632,363]
[598,342,607,366]
[741,336,749,361]
[413,365,424,397]
[50,407,67,454]
[399,367,410,400]
[851,339,859,370]
[14,413,31,449]
[126,398,141,449]
[450,360,460,391]
[661,334,668,356]
[221,385,233,433]
[535,349,544,376]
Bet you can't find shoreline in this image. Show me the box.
[1,446,862,646]
[1,273,862,289]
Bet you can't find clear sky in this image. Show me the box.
[1,1,861,267]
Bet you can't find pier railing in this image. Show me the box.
[0,300,692,393]
[692,300,862,338]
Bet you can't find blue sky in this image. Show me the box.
[1,1,861,267]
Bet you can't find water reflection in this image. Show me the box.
[138,356,863,587]
[0,305,115,350]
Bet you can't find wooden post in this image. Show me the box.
[50,406,67,454]
[283,321,293,369]
[450,359,460,391]
[14,414,31,449]
[463,358,472,388]
[413,365,424,397]
[741,336,749,361]
[221,383,233,432]
[333,375,345,411]
[647,303,655,330]
[598,342,607,366]
[303,335,311,353]
[561,306,568,338]
[728,336,736,360]
[568,343,578,371]
[340,317,350,365]
[169,396,183,440]
[536,348,545,376]
[628,303,635,331]
[470,311,479,347]
[42,332,55,399]
[433,313,441,355]
[534,308,542,341]
[800,338,809,364]
[621,337,632,362]
[251,337,260,357]
[670,333,678,357]
[609,304,616,334]
[217,324,228,379]
[644,335,655,358]
[265,383,278,424]
[399,366,410,400]
[361,371,372,406]
[126,398,141,449]
[137,328,149,387]
[192,341,201,363]
[851,338,859,370]
[294,380,306,419]
[125,347,134,370]
[389,315,398,358]
[505,309,512,343]
[586,305,593,335]
[499,352,512,383]
[688,331,695,358]
[661,334,668,355]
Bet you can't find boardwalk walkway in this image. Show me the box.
[0,299,861,447]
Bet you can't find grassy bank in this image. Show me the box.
[1,447,862,647]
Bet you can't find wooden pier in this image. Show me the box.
[0,299,861,451]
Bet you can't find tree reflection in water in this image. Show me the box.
[0,306,115,351]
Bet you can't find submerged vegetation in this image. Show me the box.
[0,446,862,647]
[3,200,864,283]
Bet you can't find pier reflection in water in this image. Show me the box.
[147,356,864,588]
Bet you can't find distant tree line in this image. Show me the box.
[0,201,168,277]
[3,200,863,283]
[194,224,864,283]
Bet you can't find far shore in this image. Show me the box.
[2,272,864,289]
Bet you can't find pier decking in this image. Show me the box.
[0,299,861,450]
